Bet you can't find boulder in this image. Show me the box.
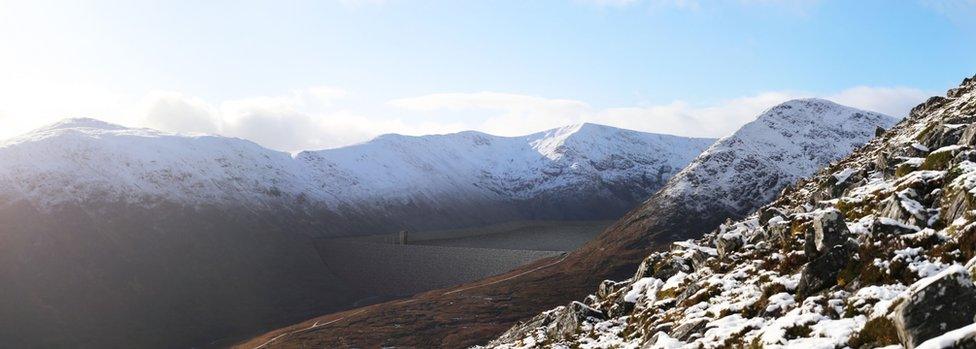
[597,279,626,299]
[879,193,929,228]
[960,124,976,146]
[891,265,976,348]
[918,124,966,151]
[803,225,820,261]
[675,282,704,305]
[812,209,851,252]
[942,188,972,226]
[914,323,976,349]
[870,218,920,237]
[796,242,857,298]
[669,317,709,341]
[688,249,712,271]
[759,207,789,228]
[716,233,744,259]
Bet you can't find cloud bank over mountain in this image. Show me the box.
[0,84,928,152]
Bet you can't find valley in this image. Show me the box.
[315,220,610,299]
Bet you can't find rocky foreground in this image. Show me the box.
[483,77,976,349]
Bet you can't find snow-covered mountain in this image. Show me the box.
[0,120,714,234]
[483,77,976,349]
[0,118,323,207]
[0,119,712,348]
[632,98,898,244]
[300,123,707,202]
[298,123,714,226]
[235,100,899,348]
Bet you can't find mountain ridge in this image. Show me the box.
[235,99,896,348]
[0,119,715,234]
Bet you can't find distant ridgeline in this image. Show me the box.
[0,120,715,236]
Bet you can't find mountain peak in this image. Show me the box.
[751,98,896,130]
[34,118,129,133]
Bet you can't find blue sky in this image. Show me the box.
[1,0,974,151]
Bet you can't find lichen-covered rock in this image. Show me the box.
[891,265,976,348]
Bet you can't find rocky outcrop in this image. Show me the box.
[891,265,976,348]
[482,76,976,349]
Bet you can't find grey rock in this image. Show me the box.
[812,209,851,252]
[759,206,789,228]
[943,188,972,225]
[796,241,856,298]
[869,218,920,237]
[716,233,744,259]
[669,317,710,341]
[675,282,704,305]
[494,300,606,343]
[891,266,976,349]
[960,124,976,146]
[597,279,626,300]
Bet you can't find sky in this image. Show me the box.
[1,0,975,152]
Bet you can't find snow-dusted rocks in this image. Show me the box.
[481,76,976,349]
[892,265,976,348]
[811,209,852,253]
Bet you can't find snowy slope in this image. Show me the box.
[0,118,328,208]
[652,98,897,224]
[297,123,713,204]
[0,120,713,231]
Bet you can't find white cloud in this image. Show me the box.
[0,79,131,140]
[133,87,470,152]
[141,91,220,134]
[826,86,931,118]
[388,86,930,140]
[0,83,932,153]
